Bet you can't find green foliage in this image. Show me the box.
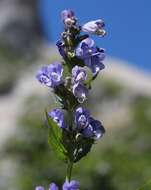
[46,110,94,163]
[46,111,68,162]
[137,179,151,190]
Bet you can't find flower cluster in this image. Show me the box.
[36,180,79,190]
[36,9,106,190]
[48,107,105,140]
[36,62,63,88]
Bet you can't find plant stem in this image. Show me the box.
[66,161,73,182]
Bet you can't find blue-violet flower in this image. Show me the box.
[62,180,80,190]
[49,183,59,190]
[35,186,45,190]
[75,107,90,130]
[36,62,63,88]
[76,38,105,75]
[72,83,88,103]
[72,66,87,83]
[61,10,76,28]
[48,108,66,129]
[56,40,66,58]
[82,117,105,139]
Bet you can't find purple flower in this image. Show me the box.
[75,107,90,130]
[73,83,88,103]
[35,186,45,190]
[61,10,76,28]
[76,38,95,57]
[62,180,80,190]
[48,108,66,129]
[85,52,105,75]
[75,107,105,139]
[72,66,87,83]
[56,40,66,58]
[49,183,59,190]
[76,38,105,75]
[61,10,75,21]
[82,117,105,139]
[82,19,106,36]
[36,62,63,88]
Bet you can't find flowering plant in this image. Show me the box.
[36,9,106,190]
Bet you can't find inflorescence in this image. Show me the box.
[36,9,106,190]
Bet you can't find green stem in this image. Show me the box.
[66,161,73,182]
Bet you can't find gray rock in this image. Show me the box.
[0,0,41,55]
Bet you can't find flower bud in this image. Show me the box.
[82,19,106,37]
[61,9,76,28]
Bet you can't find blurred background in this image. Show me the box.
[0,0,151,190]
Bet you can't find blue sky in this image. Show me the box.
[38,0,151,72]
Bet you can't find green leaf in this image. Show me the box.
[73,138,94,163]
[45,111,68,162]
[137,179,151,190]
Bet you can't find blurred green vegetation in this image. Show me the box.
[1,77,151,190]
[137,179,151,190]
